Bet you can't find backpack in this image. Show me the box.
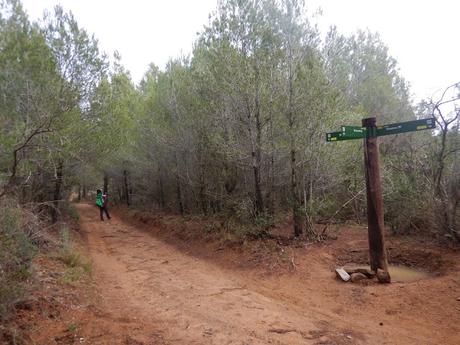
[96,194,103,207]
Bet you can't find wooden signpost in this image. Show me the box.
[326,117,436,283]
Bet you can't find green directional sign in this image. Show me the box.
[341,126,367,138]
[326,118,436,142]
[376,118,436,137]
[326,131,359,142]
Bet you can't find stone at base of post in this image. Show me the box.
[376,268,391,284]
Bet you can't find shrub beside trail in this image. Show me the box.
[0,198,37,322]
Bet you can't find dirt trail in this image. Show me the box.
[77,204,459,345]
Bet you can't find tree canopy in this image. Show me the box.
[1,0,458,240]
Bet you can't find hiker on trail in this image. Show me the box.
[96,189,111,221]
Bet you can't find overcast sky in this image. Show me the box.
[21,0,459,104]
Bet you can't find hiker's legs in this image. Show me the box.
[99,206,104,221]
[103,207,111,219]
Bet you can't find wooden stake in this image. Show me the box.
[362,117,390,282]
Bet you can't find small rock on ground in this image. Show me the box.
[335,268,351,282]
[350,272,368,283]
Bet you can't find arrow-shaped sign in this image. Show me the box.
[376,118,436,137]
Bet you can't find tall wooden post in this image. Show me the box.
[362,117,390,282]
[328,117,435,283]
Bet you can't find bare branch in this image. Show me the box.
[0,122,54,198]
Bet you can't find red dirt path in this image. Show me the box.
[12,203,460,344]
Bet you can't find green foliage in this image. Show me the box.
[233,224,268,240]
[108,0,437,238]
[203,221,221,234]
[1,0,457,240]
[67,323,78,333]
[0,199,36,321]
[0,0,60,192]
[323,27,413,123]
[53,227,92,284]
[0,0,108,225]
[61,202,80,221]
[55,228,89,269]
[384,170,435,234]
[225,220,270,241]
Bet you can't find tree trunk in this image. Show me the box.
[51,160,64,223]
[267,150,275,217]
[103,173,109,194]
[434,124,454,234]
[175,154,184,216]
[286,46,304,237]
[77,183,81,201]
[252,150,264,216]
[198,161,208,215]
[253,64,264,216]
[157,165,165,209]
[288,112,303,237]
[290,146,303,237]
[435,126,448,196]
[117,185,123,203]
[123,169,130,207]
[267,87,276,217]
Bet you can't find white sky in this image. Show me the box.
[21,0,459,104]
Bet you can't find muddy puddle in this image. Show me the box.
[347,265,432,282]
[387,265,431,282]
